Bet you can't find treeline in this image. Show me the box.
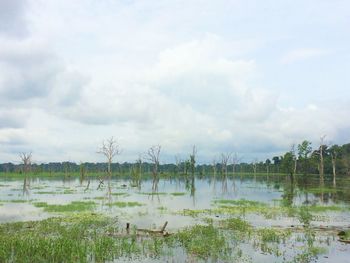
[272,141,350,176]
[1,142,349,176]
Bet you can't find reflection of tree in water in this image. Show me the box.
[130,157,142,190]
[221,176,228,194]
[282,176,296,207]
[20,152,32,197]
[22,177,30,196]
[221,153,231,194]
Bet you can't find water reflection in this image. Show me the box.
[1,173,350,224]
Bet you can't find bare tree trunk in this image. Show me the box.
[97,137,121,199]
[331,156,336,187]
[146,145,161,193]
[319,135,326,185]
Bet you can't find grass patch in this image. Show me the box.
[213,198,267,207]
[170,192,186,196]
[109,201,144,208]
[220,217,252,233]
[0,214,140,262]
[174,224,230,260]
[111,192,129,196]
[35,191,58,194]
[7,199,29,203]
[63,189,77,194]
[138,192,167,196]
[157,206,168,212]
[33,201,96,213]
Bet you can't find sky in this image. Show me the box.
[0,0,349,164]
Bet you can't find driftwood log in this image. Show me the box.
[136,221,170,236]
[107,221,171,238]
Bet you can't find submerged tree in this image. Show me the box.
[281,152,295,180]
[189,146,197,196]
[329,144,341,186]
[221,153,231,176]
[212,157,217,177]
[290,144,298,175]
[221,153,231,193]
[252,158,258,176]
[97,137,121,195]
[20,152,32,173]
[97,137,121,178]
[298,140,312,174]
[19,152,32,195]
[189,145,197,176]
[174,155,182,175]
[146,145,161,192]
[317,135,327,184]
[265,159,271,175]
[232,153,242,175]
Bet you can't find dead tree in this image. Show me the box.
[231,153,242,175]
[97,137,121,178]
[291,144,298,175]
[212,158,217,177]
[175,155,182,175]
[97,137,121,196]
[221,153,231,176]
[317,135,327,184]
[137,154,143,177]
[20,152,32,173]
[189,145,197,176]
[146,145,161,192]
[221,153,231,193]
[252,158,258,177]
[19,152,32,195]
[330,144,341,187]
[189,145,197,196]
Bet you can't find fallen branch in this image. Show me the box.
[339,239,350,244]
[106,221,171,238]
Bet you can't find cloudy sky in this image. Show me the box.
[0,0,349,164]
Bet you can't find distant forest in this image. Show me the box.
[1,142,350,176]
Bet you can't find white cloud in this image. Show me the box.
[280,48,331,64]
[0,0,349,163]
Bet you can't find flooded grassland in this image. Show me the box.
[0,173,350,262]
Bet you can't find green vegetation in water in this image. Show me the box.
[305,187,338,194]
[33,201,96,213]
[174,224,230,260]
[179,198,348,225]
[138,192,167,196]
[111,192,129,196]
[0,211,331,262]
[93,196,107,200]
[63,189,76,194]
[213,198,267,207]
[257,228,291,243]
[108,201,144,208]
[35,191,58,194]
[157,206,168,212]
[0,214,142,262]
[220,217,252,233]
[8,199,29,203]
[170,192,186,196]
